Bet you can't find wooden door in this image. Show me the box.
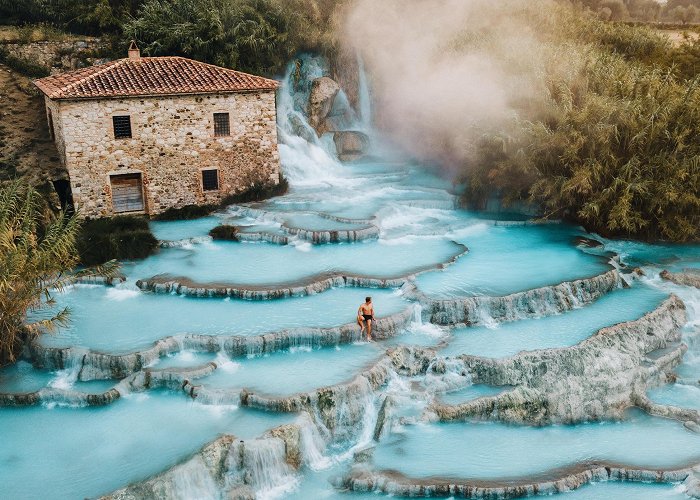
[110,173,144,213]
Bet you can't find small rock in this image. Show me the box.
[333,131,370,161]
[684,420,700,433]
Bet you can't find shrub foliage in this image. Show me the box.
[76,216,159,266]
[464,10,700,241]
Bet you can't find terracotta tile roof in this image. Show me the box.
[34,56,278,100]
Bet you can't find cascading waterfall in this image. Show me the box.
[422,357,473,394]
[276,56,347,185]
[276,54,376,185]
[357,53,372,133]
[165,458,220,500]
[310,376,379,447]
[226,437,298,499]
[409,302,447,338]
[297,414,332,470]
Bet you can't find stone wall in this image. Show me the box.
[2,39,106,74]
[48,91,280,217]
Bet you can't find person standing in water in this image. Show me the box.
[358,297,375,341]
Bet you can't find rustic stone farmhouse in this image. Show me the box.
[34,44,280,218]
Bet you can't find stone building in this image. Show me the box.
[34,43,280,218]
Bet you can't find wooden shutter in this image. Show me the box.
[110,173,144,213]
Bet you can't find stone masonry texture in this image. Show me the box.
[45,91,280,217]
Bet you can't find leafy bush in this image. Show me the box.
[76,215,158,265]
[209,224,240,240]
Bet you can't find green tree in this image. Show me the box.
[0,181,117,365]
[670,5,698,24]
[123,0,342,75]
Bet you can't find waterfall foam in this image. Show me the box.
[296,414,332,470]
[357,53,372,133]
[276,56,349,186]
[226,437,298,499]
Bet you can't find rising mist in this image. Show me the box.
[342,0,569,175]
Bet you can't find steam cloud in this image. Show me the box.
[343,0,562,176]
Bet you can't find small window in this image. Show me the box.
[202,169,219,191]
[113,115,132,139]
[213,113,230,137]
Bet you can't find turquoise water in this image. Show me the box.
[414,223,612,297]
[150,216,221,241]
[3,59,700,500]
[440,283,668,358]
[0,392,293,500]
[3,153,697,499]
[156,342,384,397]
[372,411,700,479]
[126,237,466,285]
[39,285,409,352]
[648,383,700,410]
[0,361,114,394]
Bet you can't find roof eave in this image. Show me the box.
[40,86,279,102]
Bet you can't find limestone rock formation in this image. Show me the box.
[334,131,370,161]
[414,269,622,326]
[686,466,700,498]
[661,269,700,289]
[308,77,340,134]
[104,425,305,500]
[341,462,696,498]
[104,435,234,499]
[429,296,689,425]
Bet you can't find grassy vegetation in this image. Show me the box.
[463,7,700,241]
[153,204,216,221]
[76,216,159,266]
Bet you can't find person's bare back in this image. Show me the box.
[357,297,375,341]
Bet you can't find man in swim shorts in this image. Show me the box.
[358,297,375,342]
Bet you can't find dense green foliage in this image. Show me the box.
[0,181,117,365]
[0,0,342,75]
[76,216,158,265]
[0,0,140,35]
[464,10,700,241]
